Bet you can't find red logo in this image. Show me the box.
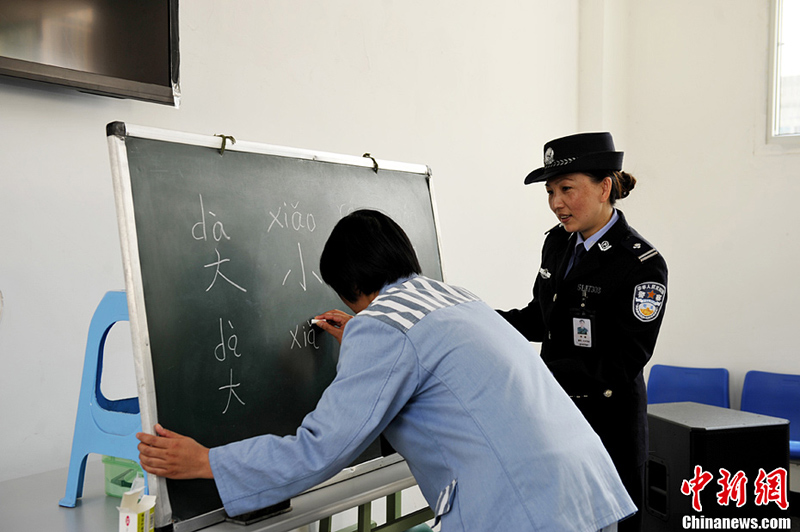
[680,465,788,512]
[681,465,714,511]
[754,468,789,509]
[717,468,748,507]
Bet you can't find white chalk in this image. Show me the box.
[311,319,326,325]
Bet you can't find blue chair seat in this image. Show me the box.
[741,370,800,461]
[647,364,730,408]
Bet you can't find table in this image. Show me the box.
[0,459,432,532]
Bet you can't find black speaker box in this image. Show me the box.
[645,402,790,531]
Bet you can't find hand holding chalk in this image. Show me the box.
[312,310,353,345]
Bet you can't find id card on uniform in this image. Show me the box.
[573,317,592,348]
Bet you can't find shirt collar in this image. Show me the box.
[576,209,619,250]
[378,274,418,295]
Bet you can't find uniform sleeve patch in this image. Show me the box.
[633,282,666,322]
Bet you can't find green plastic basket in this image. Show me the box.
[101,455,144,498]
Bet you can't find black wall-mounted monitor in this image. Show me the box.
[0,1,179,106]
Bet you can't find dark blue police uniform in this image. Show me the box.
[499,209,667,531]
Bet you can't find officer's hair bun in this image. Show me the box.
[586,170,636,205]
[613,171,637,200]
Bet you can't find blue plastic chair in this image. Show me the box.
[59,291,145,507]
[740,370,800,461]
[647,364,730,408]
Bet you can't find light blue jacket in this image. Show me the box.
[210,276,635,531]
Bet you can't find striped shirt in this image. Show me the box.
[359,276,479,332]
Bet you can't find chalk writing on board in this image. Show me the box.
[268,201,317,233]
[204,248,247,293]
[290,322,320,350]
[213,315,246,414]
[282,242,323,292]
[188,192,248,414]
[215,319,242,362]
[193,194,231,242]
[219,368,246,415]
[338,203,357,218]
[192,193,247,293]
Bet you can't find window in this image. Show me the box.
[771,0,800,137]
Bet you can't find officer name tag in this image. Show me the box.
[573,317,592,348]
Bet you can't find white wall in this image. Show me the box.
[0,0,580,490]
[592,0,800,409]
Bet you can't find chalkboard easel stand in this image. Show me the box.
[59,290,147,508]
[318,492,433,532]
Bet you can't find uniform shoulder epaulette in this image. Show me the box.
[621,234,660,263]
[544,223,563,235]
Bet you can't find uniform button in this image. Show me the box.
[548,332,552,340]
[553,293,558,302]
[603,389,613,398]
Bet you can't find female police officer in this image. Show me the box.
[498,132,668,532]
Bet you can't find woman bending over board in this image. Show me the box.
[138,209,634,532]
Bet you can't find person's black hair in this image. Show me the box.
[319,209,422,303]
[585,170,637,205]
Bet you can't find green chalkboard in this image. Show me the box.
[108,122,443,530]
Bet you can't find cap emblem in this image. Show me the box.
[544,147,555,166]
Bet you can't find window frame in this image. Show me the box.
[768,0,800,144]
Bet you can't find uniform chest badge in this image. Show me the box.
[599,241,611,251]
[633,282,666,322]
[539,268,551,279]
